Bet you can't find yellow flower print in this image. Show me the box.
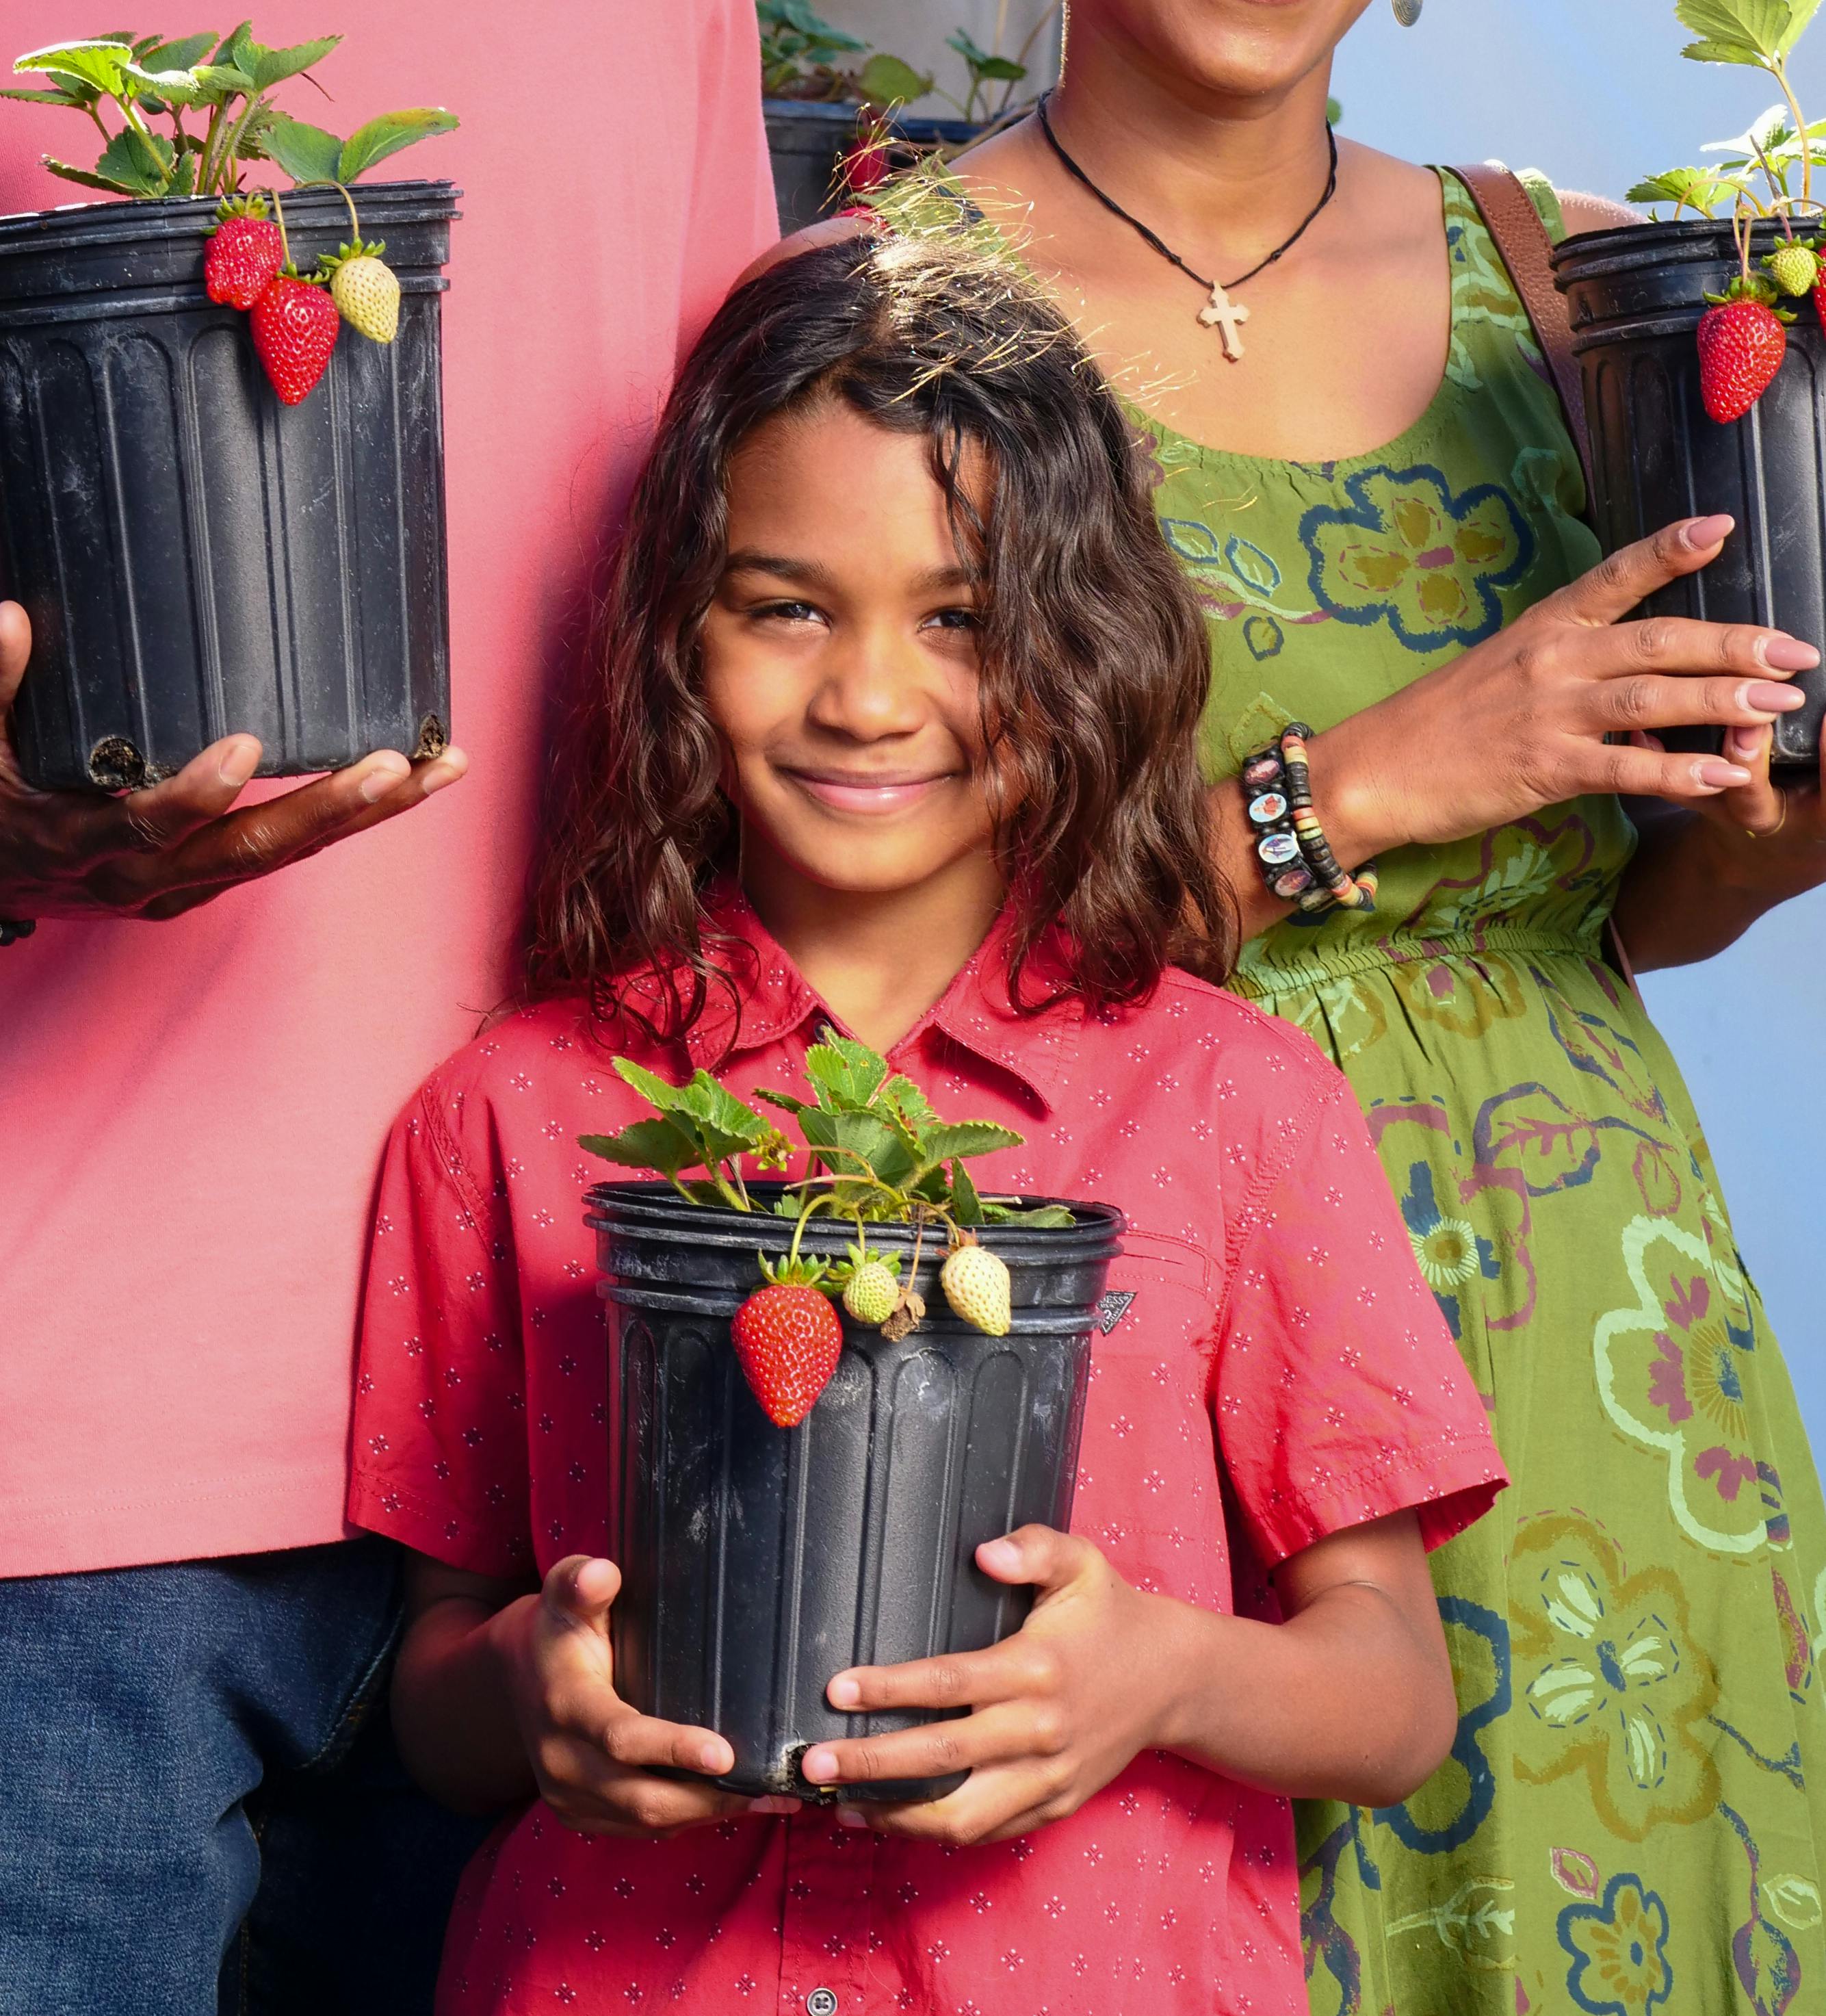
[1387,951,1528,1040]
[1511,1513,1719,1841]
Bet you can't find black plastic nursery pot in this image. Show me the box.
[0,179,458,792]
[1556,216,1826,765]
[586,1180,1122,1804]
[763,99,982,234]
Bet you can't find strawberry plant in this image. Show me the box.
[6,26,455,201]
[582,1029,1071,1423]
[1626,1,1826,416]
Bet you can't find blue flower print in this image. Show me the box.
[1396,1160,1501,1339]
[1558,1872,1673,2015]
[1299,463,1533,651]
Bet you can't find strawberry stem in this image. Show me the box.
[294,178,363,244]
[269,186,295,274]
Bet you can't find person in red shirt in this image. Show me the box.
[0,3,774,2008]
[351,235,1507,2016]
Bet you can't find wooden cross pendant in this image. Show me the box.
[1197,281,1250,361]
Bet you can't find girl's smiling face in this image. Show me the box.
[702,399,1006,923]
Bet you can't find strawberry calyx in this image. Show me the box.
[1704,273,1796,322]
[315,236,390,280]
[209,191,271,233]
[756,1248,835,1295]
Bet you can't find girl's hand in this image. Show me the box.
[798,1526,1173,1845]
[1672,719,1826,902]
[494,1554,800,1838]
[1317,516,1818,857]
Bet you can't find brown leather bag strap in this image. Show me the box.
[1450,160,1595,508]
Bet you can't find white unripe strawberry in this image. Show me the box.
[941,1240,1011,1336]
[322,239,400,343]
[843,1261,900,1327]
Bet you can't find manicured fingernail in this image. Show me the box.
[1757,636,1819,671]
[827,1676,861,1709]
[359,754,411,802]
[835,1807,868,1828]
[1745,679,1809,711]
[218,739,259,787]
[1697,758,1753,788]
[800,1748,837,1783]
[1682,514,1734,549]
[1729,727,1764,761]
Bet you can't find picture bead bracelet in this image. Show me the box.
[1238,727,1377,915]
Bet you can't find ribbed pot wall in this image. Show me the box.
[1556,217,1826,764]
[0,180,456,790]
[588,1183,1121,1803]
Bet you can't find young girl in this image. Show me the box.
[351,237,1506,2016]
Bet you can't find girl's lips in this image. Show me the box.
[785,770,956,814]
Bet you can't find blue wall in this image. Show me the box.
[1334,0,1825,1440]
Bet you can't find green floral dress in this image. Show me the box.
[870,166,1826,2015]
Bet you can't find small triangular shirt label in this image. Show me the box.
[1095,1290,1136,1336]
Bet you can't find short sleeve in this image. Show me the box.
[1210,1079,1506,1568]
[347,1086,536,1580]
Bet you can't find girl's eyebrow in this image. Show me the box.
[722,550,978,595]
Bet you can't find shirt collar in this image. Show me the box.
[683,881,1081,1115]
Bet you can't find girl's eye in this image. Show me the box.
[924,606,981,633]
[755,599,821,624]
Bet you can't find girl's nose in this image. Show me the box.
[805,634,930,740]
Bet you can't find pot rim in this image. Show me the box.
[586,1177,1124,1262]
[0,176,462,252]
[1554,211,1807,281]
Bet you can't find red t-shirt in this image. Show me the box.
[350,895,1505,2016]
[0,0,775,1575]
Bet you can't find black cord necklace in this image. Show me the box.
[1033,91,1340,362]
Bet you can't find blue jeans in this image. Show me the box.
[0,1535,491,2015]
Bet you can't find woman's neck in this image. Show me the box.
[738,843,1007,1056]
[1046,30,1336,261]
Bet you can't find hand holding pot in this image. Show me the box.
[1308,516,1818,862]
[799,1525,1173,1846]
[497,1554,800,1838]
[0,601,467,922]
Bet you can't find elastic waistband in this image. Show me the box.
[1227,925,1605,999]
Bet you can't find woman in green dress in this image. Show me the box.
[764,2,1826,2010]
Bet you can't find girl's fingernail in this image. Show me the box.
[421,762,460,795]
[699,1742,727,1772]
[360,754,411,802]
[1758,636,1819,671]
[1697,758,1753,789]
[800,1748,836,1783]
[828,1677,861,1709]
[218,739,259,788]
[835,1807,868,1828]
[1745,680,1809,712]
[1683,514,1734,548]
[749,1796,800,1815]
[1729,727,1764,761]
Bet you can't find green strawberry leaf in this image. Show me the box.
[950,1159,984,1226]
[857,53,932,104]
[258,112,343,183]
[879,1074,937,1128]
[337,107,458,182]
[915,1122,1022,1165]
[1675,0,1803,62]
[42,155,142,193]
[579,1115,707,1177]
[138,32,219,73]
[94,122,174,195]
[670,1070,771,1143]
[0,85,81,105]
[797,1106,919,1187]
[803,1029,889,1110]
[120,61,223,108]
[192,62,255,95]
[612,1057,698,1115]
[242,33,340,91]
[981,1199,1075,1226]
[167,144,197,196]
[1780,0,1825,52]
[14,39,135,101]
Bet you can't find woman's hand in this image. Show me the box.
[1309,515,1814,862]
[492,1555,800,1838]
[0,599,466,922]
[798,1526,1177,1845]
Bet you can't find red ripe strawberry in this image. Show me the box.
[730,1282,844,1427]
[1697,276,1793,424]
[842,137,890,194]
[205,196,283,310]
[250,276,341,406]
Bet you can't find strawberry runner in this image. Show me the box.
[348,888,1504,2016]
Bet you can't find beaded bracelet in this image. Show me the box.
[1281,724,1379,912]
[1238,727,1377,915]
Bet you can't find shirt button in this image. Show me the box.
[806,1992,838,2016]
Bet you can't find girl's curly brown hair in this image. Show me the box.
[527,233,1234,1041]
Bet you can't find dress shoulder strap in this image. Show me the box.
[1449,160,1595,507]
